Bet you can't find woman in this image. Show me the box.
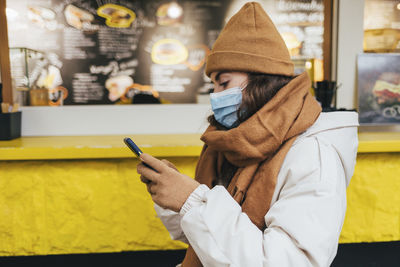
[137,2,359,266]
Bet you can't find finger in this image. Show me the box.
[146,183,156,195]
[161,159,178,171]
[140,175,151,184]
[146,183,152,194]
[137,162,160,182]
[140,153,167,173]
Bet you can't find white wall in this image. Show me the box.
[335,0,365,109]
[21,105,211,136]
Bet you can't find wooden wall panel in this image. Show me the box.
[323,0,333,81]
[0,0,12,104]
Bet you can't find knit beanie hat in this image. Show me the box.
[205,2,294,77]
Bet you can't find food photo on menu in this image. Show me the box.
[357,53,400,124]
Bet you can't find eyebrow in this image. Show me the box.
[214,72,226,83]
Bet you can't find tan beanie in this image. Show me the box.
[205,2,294,77]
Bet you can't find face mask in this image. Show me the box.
[210,86,243,128]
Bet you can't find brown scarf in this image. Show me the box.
[182,72,321,266]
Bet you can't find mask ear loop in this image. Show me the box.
[236,84,248,124]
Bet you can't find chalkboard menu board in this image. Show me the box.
[7,0,229,104]
[6,0,324,105]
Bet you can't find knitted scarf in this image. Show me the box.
[182,72,322,266]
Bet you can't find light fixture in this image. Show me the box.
[167,2,183,19]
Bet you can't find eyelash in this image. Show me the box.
[220,81,228,87]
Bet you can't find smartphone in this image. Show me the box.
[123,137,155,171]
[124,137,143,157]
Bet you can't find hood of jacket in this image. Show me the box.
[294,111,359,187]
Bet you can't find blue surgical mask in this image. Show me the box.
[210,86,243,128]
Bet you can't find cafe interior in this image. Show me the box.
[0,0,399,266]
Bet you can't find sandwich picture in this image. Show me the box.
[372,72,400,105]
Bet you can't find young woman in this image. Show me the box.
[137,2,359,266]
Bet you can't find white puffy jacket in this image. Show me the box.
[155,111,359,267]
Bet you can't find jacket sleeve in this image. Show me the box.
[179,137,348,267]
[154,203,189,244]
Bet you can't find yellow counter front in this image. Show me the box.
[0,132,399,256]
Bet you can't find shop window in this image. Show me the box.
[358,0,400,124]
[4,0,330,106]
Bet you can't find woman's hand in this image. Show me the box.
[137,153,200,212]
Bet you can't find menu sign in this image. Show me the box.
[267,0,324,60]
[7,0,324,105]
[358,53,400,124]
[364,0,400,30]
[7,0,228,104]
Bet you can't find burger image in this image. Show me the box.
[109,9,131,25]
[105,75,133,102]
[151,39,188,65]
[372,72,400,105]
[97,4,135,28]
[64,4,94,30]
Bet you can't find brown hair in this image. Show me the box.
[208,72,293,186]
